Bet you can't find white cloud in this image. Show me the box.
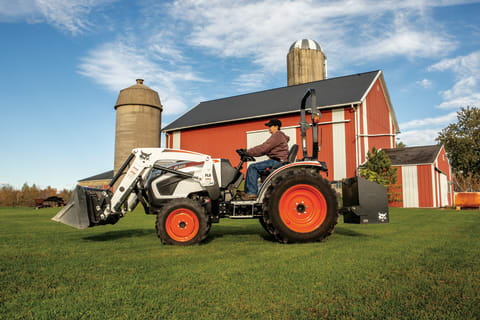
[78,40,206,115]
[0,0,115,35]
[357,12,455,61]
[429,50,480,74]
[398,112,458,146]
[72,0,480,117]
[436,94,480,109]
[397,128,442,146]
[416,78,432,88]
[400,112,457,130]
[0,0,36,19]
[168,0,464,77]
[400,50,480,149]
[398,50,480,146]
[233,72,267,93]
[428,51,480,109]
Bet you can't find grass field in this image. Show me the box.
[1,207,479,319]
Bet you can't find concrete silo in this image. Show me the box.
[287,39,327,86]
[114,79,162,174]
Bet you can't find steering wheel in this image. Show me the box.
[236,149,256,162]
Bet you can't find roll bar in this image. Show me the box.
[299,88,322,160]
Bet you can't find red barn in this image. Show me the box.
[163,70,399,182]
[384,145,453,208]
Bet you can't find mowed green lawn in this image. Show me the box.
[1,207,479,320]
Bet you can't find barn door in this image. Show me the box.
[440,173,449,207]
[246,127,297,162]
[172,131,181,149]
[402,166,419,208]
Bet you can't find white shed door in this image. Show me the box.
[440,173,448,207]
[172,131,181,149]
[246,127,297,162]
[402,166,419,208]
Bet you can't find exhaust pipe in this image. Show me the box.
[52,185,119,229]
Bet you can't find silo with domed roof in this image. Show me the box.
[114,79,162,175]
[287,39,327,86]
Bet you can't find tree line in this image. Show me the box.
[0,183,73,207]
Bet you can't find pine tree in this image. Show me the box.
[359,147,399,201]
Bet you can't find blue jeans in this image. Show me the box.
[244,159,280,195]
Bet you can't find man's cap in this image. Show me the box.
[265,118,282,127]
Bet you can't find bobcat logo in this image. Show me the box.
[140,151,152,161]
[378,211,388,222]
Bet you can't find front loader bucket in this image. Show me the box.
[52,185,119,229]
[52,185,91,229]
[339,176,389,224]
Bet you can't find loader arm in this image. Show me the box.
[110,148,217,214]
[52,148,218,229]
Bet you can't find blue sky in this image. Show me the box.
[1,0,479,190]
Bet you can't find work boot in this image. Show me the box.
[240,193,257,201]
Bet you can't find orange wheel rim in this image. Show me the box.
[166,208,199,242]
[279,184,327,233]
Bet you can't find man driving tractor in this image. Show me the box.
[239,118,290,200]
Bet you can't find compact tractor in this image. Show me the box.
[53,89,389,245]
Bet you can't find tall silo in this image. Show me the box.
[287,39,327,86]
[114,79,162,174]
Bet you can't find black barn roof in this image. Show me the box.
[383,145,443,165]
[163,70,397,132]
[79,170,113,182]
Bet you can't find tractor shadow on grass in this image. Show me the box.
[334,227,368,237]
[82,229,154,241]
[205,225,274,243]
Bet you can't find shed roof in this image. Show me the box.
[382,145,442,165]
[78,170,113,182]
[163,70,398,132]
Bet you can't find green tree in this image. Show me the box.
[436,106,480,190]
[359,147,399,201]
[396,141,406,149]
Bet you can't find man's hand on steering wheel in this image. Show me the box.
[236,148,255,162]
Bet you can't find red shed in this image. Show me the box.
[384,145,453,208]
[163,70,399,181]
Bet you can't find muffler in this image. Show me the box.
[52,185,119,229]
[339,176,389,224]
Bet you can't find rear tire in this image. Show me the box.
[262,168,338,243]
[156,198,209,245]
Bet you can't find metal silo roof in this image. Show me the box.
[289,39,322,52]
[115,79,162,110]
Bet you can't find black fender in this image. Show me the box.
[257,161,327,202]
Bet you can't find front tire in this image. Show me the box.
[263,168,338,243]
[156,199,210,245]
[259,216,275,236]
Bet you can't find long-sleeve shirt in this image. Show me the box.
[246,131,290,161]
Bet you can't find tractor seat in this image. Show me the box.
[271,144,299,170]
[259,144,299,181]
